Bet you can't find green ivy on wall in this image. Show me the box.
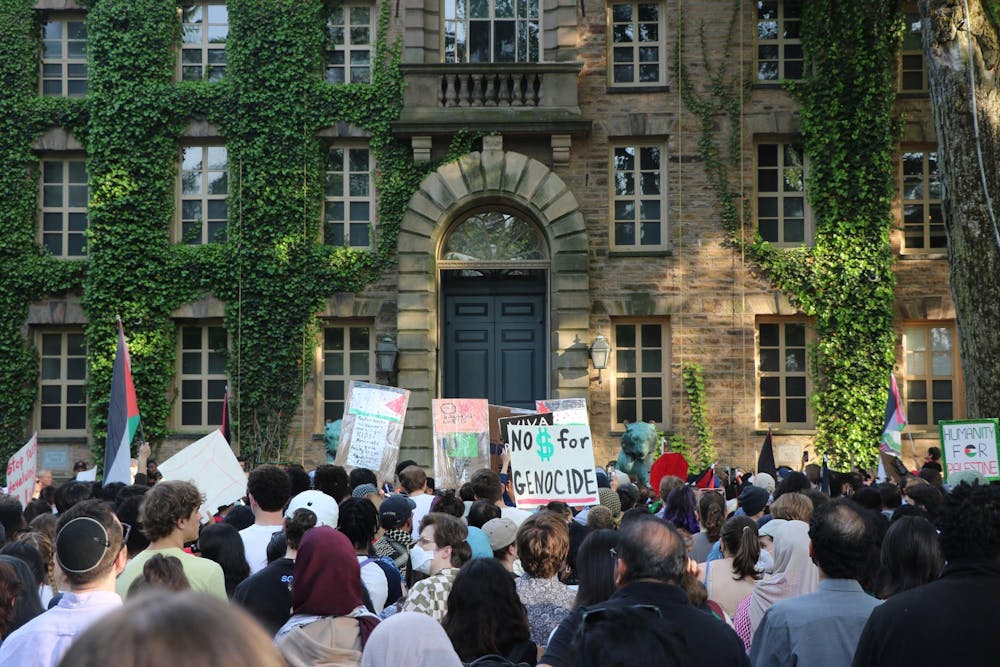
[0,0,442,479]
[677,0,903,468]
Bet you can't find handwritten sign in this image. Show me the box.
[433,399,490,489]
[5,434,37,509]
[506,423,599,507]
[336,382,410,482]
[536,398,589,425]
[158,429,247,522]
[498,412,554,445]
[940,419,1000,482]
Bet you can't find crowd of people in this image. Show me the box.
[0,444,996,667]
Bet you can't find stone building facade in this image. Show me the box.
[24,0,954,477]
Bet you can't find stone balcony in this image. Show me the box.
[392,62,591,138]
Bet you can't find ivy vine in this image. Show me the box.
[0,0,450,479]
[677,0,903,468]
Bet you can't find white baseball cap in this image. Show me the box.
[285,490,339,527]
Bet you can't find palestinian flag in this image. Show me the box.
[880,375,907,455]
[103,319,140,486]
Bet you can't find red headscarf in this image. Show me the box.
[292,526,379,645]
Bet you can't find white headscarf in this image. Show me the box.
[359,612,463,667]
[747,519,819,633]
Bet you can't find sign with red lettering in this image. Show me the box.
[5,434,37,509]
[940,419,1000,482]
[507,423,599,507]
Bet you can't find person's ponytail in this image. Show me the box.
[721,515,760,580]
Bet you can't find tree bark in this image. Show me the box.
[922,0,1000,418]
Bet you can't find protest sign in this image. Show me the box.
[506,423,599,507]
[335,382,409,482]
[433,399,490,489]
[940,419,1000,482]
[498,412,554,445]
[535,398,589,425]
[158,429,247,521]
[5,434,37,509]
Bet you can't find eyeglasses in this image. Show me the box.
[120,522,132,548]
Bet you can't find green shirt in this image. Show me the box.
[116,546,227,599]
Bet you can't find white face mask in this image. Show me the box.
[409,545,433,575]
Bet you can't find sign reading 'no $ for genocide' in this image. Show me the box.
[506,423,599,507]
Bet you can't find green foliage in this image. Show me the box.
[677,0,903,468]
[682,363,716,468]
[0,0,439,478]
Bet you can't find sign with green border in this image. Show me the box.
[939,419,1000,482]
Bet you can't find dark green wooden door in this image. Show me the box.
[442,272,546,409]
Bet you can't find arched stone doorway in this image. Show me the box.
[440,209,549,409]
[397,145,589,453]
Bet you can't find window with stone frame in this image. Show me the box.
[41,15,88,97]
[756,0,802,82]
[611,319,670,429]
[325,3,373,83]
[320,323,374,423]
[323,145,373,247]
[756,141,810,246]
[37,329,87,435]
[179,145,228,244]
[610,142,668,249]
[443,0,541,63]
[899,148,944,253]
[39,155,88,258]
[899,8,927,93]
[607,1,666,87]
[177,324,227,430]
[180,2,228,82]
[757,319,813,426]
[903,323,962,427]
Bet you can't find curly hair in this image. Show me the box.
[0,560,20,637]
[442,558,531,661]
[337,497,379,551]
[516,511,569,579]
[16,530,57,593]
[246,465,292,512]
[938,482,1000,561]
[139,481,202,542]
[431,490,465,518]
[284,507,318,551]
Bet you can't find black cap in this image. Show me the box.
[379,495,416,528]
[56,517,111,573]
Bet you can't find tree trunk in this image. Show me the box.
[922,0,1000,418]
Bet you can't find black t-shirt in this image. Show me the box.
[233,557,294,635]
